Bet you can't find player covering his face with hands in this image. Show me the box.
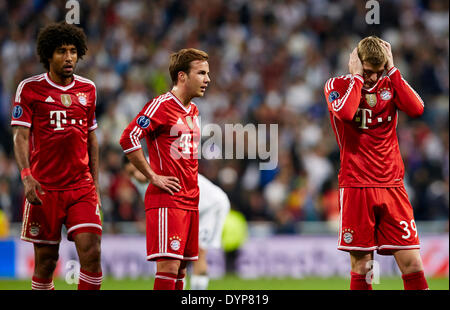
[324,36,428,290]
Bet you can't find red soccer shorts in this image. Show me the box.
[146,207,199,261]
[21,185,102,244]
[338,186,420,255]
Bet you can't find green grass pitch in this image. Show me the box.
[0,275,448,290]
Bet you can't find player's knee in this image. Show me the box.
[83,245,101,263]
[393,250,424,274]
[350,252,373,274]
[351,262,371,274]
[36,254,59,276]
[398,257,423,274]
[78,242,101,269]
[157,259,181,274]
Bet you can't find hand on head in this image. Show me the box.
[348,47,363,76]
[378,39,394,71]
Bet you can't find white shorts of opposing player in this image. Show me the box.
[197,174,231,249]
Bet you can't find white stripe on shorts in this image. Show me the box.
[159,208,168,253]
[338,188,344,248]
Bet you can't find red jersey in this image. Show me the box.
[11,73,97,190]
[324,67,424,187]
[119,92,201,210]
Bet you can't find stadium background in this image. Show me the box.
[0,0,448,290]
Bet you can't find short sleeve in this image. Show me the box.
[11,81,33,128]
[119,96,166,154]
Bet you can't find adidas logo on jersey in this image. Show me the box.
[45,96,55,102]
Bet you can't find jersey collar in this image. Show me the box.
[169,91,192,113]
[362,75,387,93]
[45,72,76,91]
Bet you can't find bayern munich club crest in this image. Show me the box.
[29,222,41,237]
[379,88,392,101]
[76,92,88,106]
[169,236,182,251]
[343,228,354,244]
[136,115,150,129]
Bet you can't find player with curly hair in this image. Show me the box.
[11,22,102,290]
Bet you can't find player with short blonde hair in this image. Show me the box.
[357,36,387,67]
[324,36,428,290]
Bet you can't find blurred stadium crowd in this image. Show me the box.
[0,0,448,234]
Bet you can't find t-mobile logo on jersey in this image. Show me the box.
[50,110,83,131]
[355,108,393,129]
[179,133,194,154]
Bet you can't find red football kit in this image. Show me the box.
[324,67,424,255]
[11,73,102,244]
[120,91,200,261]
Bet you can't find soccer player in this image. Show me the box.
[11,22,102,290]
[119,48,210,290]
[125,161,230,290]
[324,36,428,290]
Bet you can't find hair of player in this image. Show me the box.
[36,21,88,71]
[357,36,386,67]
[169,48,209,84]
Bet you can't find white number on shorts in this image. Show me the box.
[410,219,418,238]
[399,219,417,239]
[95,203,101,219]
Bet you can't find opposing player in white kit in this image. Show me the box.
[125,162,230,290]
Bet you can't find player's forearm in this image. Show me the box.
[125,149,158,183]
[87,130,100,185]
[12,126,31,172]
[387,67,424,118]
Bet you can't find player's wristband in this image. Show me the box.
[21,168,32,180]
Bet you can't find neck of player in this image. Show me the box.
[171,86,192,107]
[48,70,73,86]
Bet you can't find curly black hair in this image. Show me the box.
[36,22,88,70]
